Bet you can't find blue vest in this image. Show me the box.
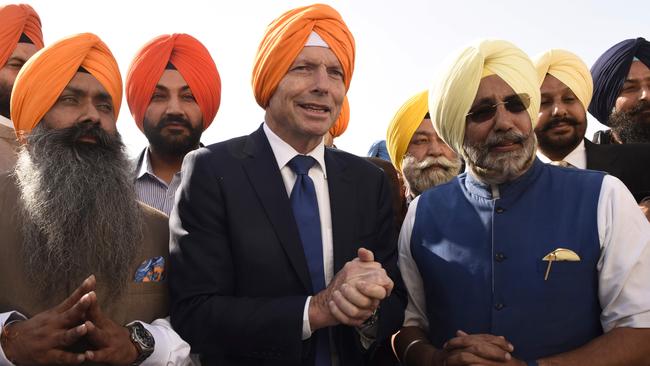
[411,159,604,360]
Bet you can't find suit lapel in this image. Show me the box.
[241,126,312,293]
[325,149,357,273]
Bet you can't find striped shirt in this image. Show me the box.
[134,148,182,216]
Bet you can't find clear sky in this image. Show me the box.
[26,0,648,157]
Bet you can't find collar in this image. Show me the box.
[536,140,586,169]
[263,122,327,178]
[464,157,543,200]
[0,115,13,129]
[135,147,155,179]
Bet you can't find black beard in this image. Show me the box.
[143,115,203,157]
[0,81,11,119]
[15,122,143,301]
[609,100,650,143]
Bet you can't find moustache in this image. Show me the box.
[628,100,650,117]
[541,116,578,132]
[157,115,193,130]
[485,130,526,149]
[413,156,458,171]
[58,121,116,148]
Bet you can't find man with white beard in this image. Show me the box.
[387,90,462,203]
[0,33,190,365]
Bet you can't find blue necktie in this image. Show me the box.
[287,155,330,366]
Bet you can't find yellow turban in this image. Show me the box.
[252,4,355,108]
[386,90,428,172]
[533,49,593,111]
[11,33,122,135]
[429,39,540,154]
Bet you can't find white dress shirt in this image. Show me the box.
[399,174,650,334]
[262,123,333,340]
[536,139,587,169]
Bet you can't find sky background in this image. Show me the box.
[25,0,648,157]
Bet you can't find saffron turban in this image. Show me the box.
[252,3,355,108]
[534,49,593,111]
[386,90,428,172]
[11,33,122,135]
[428,39,540,154]
[589,37,650,125]
[328,96,349,138]
[0,3,43,67]
[126,33,221,131]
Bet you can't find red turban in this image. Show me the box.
[0,3,43,67]
[126,33,221,131]
[11,33,122,134]
[252,3,355,108]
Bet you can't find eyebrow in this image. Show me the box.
[154,85,192,93]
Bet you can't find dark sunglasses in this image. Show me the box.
[466,93,531,123]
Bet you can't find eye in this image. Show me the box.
[291,65,310,72]
[468,106,496,122]
[328,68,344,79]
[59,95,78,104]
[150,93,166,101]
[540,99,552,106]
[97,103,113,113]
[182,93,197,102]
[562,96,576,103]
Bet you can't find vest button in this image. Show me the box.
[494,303,505,310]
[495,252,506,262]
[495,207,505,213]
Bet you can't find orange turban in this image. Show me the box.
[252,3,355,108]
[11,33,122,135]
[126,33,221,131]
[328,96,349,138]
[0,3,43,67]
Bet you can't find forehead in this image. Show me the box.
[7,42,38,61]
[63,71,110,96]
[414,118,435,134]
[156,69,190,90]
[473,74,517,103]
[626,60,650,80]
[540,74,573,95]
[292,46,341,68]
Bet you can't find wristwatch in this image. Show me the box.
[126,321,155,365]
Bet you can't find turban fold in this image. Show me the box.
[429,39,540,154]
[0,4,43,67]
[126,33,221,131]
[589,37,650,125]
[328,96,349,138]
[11,33,122,134]
[534,49,593,111]
[386,90,428,172]
[252,3,355,108]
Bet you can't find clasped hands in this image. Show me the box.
[436,330,526,366]
[309,248,393,330]
[1,275,139,366]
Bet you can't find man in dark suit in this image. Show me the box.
[534,49,650,204]
[169,4,405,366]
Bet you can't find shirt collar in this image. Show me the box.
[536,139,586,169]
[0,115,13,129]
[135,147,156,179]
[263,122,327,178]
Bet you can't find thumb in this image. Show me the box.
[357,247,374,262]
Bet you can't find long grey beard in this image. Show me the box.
[463,129,537,186]
[14,123,143,300]
[402,155,462,196]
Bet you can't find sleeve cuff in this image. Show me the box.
[0,312,27,366]
[302,296,313,340]
[137,318,191,366]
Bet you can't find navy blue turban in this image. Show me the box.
[588,37,650,125]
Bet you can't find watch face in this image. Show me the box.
[131,323,155,349]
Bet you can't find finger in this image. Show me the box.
[340,283,376,308]
[457,330,468,336]
[84,320,108,347]
[85,292,105,325]
[55,275,95,313]
[445,334,513,353]
[328,300,364,327]
[57,323,88,347]
[355,280,388,300]
[445,351,493,366]
[448,342,511,363]
[85,349,112,363]
[357,247,374,262]
[60,292,93,326]
[48,349,85,365]
[357,268,393,290]
[331,290,374,321]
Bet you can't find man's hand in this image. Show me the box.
[82,292,139,366]
[639,199,650,222]
[1,275,96,365]
[442,330,524,366]
[309,248,393,329]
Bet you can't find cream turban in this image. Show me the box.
[428,39,540,154]
[386,90,428,172]
[534,49,592,111]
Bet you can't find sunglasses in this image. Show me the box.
[466,93,531,123]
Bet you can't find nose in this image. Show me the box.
[311,66,330,95]
[551,100,567,117]
[81,100,101,124]
[165,95,184,115]
[640,84,649,101]
[427,139,445,157]
[493,103,517,132]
